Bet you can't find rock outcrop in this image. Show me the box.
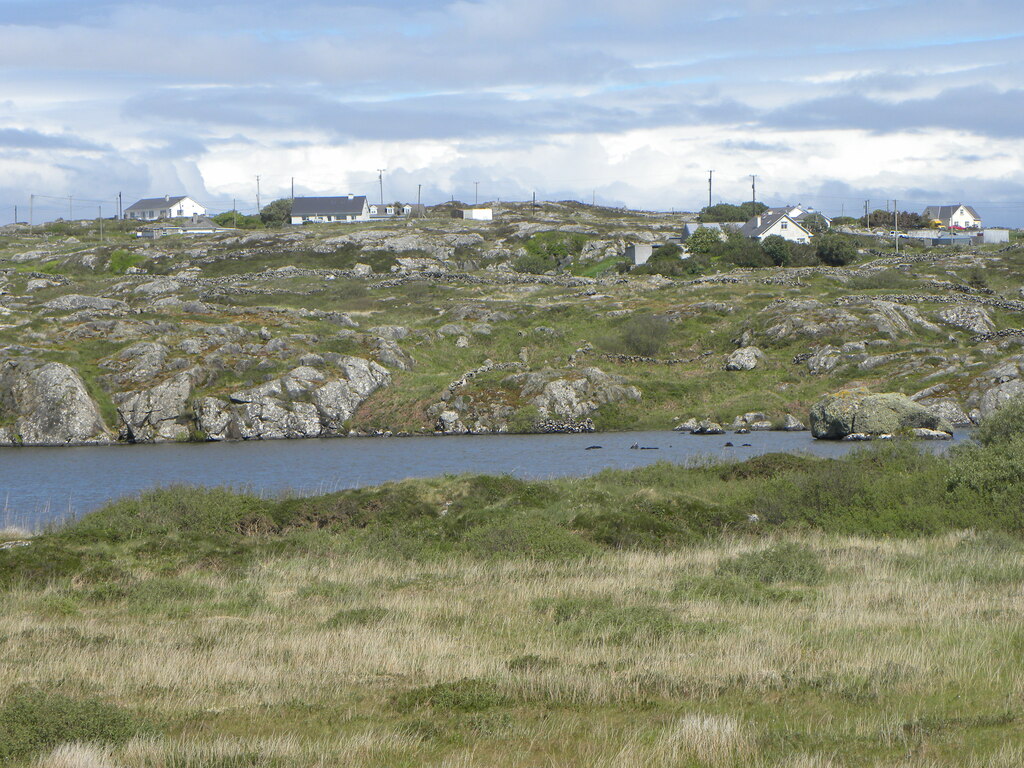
[725,346,765,371]
[194,357,390,440]
[506,367,641,420]
[0,361,111,445]
[115,370,198,442]
[809,389,953,439]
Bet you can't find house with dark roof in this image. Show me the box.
[923,204,982,229]
[740,209,813,244]
[290,195,369,224]
[763,205,831,230]
[124,195,206,221]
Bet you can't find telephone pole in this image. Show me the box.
[290,177,294,201]
[708,170,714,209]
[474,181,479,206]
[98,206,103,242]
[417,183,422,207]
[750,175,757,209]
[864,200,869,227]
[255,175,261,213]
[377,169,386,206]
[894,200,899,255]
[232,198,237,228]
[118,191,122,220]
[68,195,73,220]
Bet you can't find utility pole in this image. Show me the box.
[417,183,422,208]
[13,205,16,225]
[68,195,73,220]
[377,169,386,206]
[864,200,869,227]
[708,170,714,209]
[118,191,122,220]
[532,191,536,210]
[255,175,261,213]
[750,175,757,210]
[290,177,295,201]
[474,181,479,206]
[894,200,899,254]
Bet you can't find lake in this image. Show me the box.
[0,429,971,530]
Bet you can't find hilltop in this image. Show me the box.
[0,202,1021,445]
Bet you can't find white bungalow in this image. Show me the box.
[740,210,813,244]
[124,195,206,221]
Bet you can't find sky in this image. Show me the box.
[1,0,1024,225]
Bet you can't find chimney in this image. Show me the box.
[348,194,354,200]
[756,215,762,227]
[164,194,169,202]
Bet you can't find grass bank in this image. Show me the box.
[2,426,1024,765]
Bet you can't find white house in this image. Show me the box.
[923,204,982,229]
[124,195,206,221]
[290,195,369,225]
[461,208,493,221]
[740,210,813,244]
[764,205,831,230]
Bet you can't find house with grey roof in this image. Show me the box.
[740,209,813,244]
[923,204,982,229]
[763,205,831,230]
[124,195,206,221]
[290,195,369,224]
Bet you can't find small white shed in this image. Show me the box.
[461,208,493,221]
[626,244,654,265]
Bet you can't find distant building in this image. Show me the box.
[626,244,654,265]
[680,222,738,240]
[739,210,813,244]
[125,195,206,221]
[923,204,982,229]
[763,205,831,230]
[290,195,369,224]
[461,208,493,221]
[979,228,1010,245]
[136,215,229,239]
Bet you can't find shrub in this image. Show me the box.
[325,606,390,629]
[620,314,670,357]
[513,252,556,274]
[393,678,510,712]
[0,688,143,761]
[716,542,826,585]
[535,597,678,645]
[0,541,83,590]
[459,516,594,561]
[970,395,1024,447]
[686,227,721,255]
[572,509,696,549]
[672,574,808,605]
[761,234,791,266]
[816,233,857,266]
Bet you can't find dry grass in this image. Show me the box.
[3,532,1024,766]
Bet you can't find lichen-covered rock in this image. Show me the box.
[724,346,765,371]
[806,346,841,375]
[506,367,641,420]
[781,414,807,431]
[937,306,994,334]
[194,357,390,441]
[923,398,972,427]
[0,361,110,445]
[115,370,196,442]
[810,389,953,439]
[692,420,725,435]
[979,379,1024,418]
[41,294,128,313]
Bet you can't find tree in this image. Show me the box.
[700,202,767,222]
[761,235,791,266]
[816,233,856,266]
[800,213,830,234]
[260,198,293,228]
[686,226,721,255]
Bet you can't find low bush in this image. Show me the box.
[392,678,510,712]
[672,574,809,605]
[0,688,144,761]
[459,516,595,561]
[716,542,826,585]
[619,314,670,357]
[534,597,678,644]
[572,509,696,549]
[324,606,391,629]
[0,541,83,591]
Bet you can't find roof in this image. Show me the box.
[291,196,367,217]
[923,204,981,220]
[739,210,812,239]
[125,195,190,212]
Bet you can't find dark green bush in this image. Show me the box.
[816,233,857,266]
[716,542,826,585]
[619,314,670,357]
[572,509,696,549]
[325,606,390,629]
[459,516,595,561]
[393,678,510,712]
[534,597,678,644]
[0,688,144,761]
[0,542,83,591]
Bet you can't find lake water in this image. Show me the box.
[0,430,971,530]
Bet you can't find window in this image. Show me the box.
[780,221,788,230]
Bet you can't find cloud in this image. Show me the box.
[0,128,106,151]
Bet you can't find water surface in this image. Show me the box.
[0,430,969,530]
